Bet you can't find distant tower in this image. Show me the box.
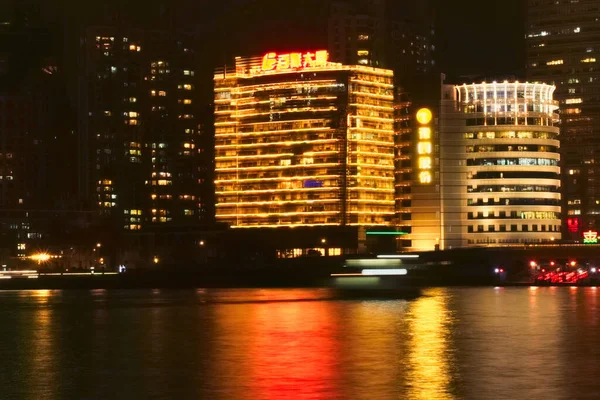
[78,27,209,231]
[526,0,600,240]
[327,0,436,88]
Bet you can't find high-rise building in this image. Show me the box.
[327,0,435,87]
[79,27,209,232]
[0,0,83,265]
[526,0,600,240]
[410,81,561,251]
[213,50,395,231]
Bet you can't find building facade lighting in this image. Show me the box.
[214,53,395,228]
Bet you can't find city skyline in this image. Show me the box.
[0,0,597,267]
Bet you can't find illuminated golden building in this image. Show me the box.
[214,51,395,228]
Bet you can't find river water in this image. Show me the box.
[0,287,598,399]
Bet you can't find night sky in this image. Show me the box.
[435,0,525,80]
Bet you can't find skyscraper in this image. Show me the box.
[526,0,600,240]
[327,0,436,87]
[79,26,209,232]
[214,50,395,229]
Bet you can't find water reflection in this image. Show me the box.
[24,290,61,400]
[0,288,599,399]
[210,290,340,399]
[405,289,455,400]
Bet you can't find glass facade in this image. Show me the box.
[214,54,395,228]
[454,82,562,246]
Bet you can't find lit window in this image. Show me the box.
[358,34,369,40]
[546,59,563,66]
[357,50,369,56]
[159,91,166,96]
[581,58,596,63]
[183,84,192,90]
[565,98,582,104]
[183,99,192,105]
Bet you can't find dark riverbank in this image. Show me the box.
[1,261,598,290]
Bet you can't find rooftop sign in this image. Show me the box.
[261,50,330,72]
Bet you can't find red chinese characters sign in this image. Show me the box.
[567,217,580,233]
[262,50,329,72]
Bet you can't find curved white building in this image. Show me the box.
[410,81,561,250]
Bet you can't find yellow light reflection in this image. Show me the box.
[406,288,453,400]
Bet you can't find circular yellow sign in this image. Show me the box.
[416,108,432,125]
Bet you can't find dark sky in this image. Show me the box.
[434,0,525,79]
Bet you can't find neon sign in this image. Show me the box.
[583,230,598,244]
[416,108,433,184]
[261,50,329,72]
[567,217,580,232]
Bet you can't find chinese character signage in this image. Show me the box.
[583,230,598,244]
[567,217,580,233]
[416,108,433,184]
[262,50,329,72]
